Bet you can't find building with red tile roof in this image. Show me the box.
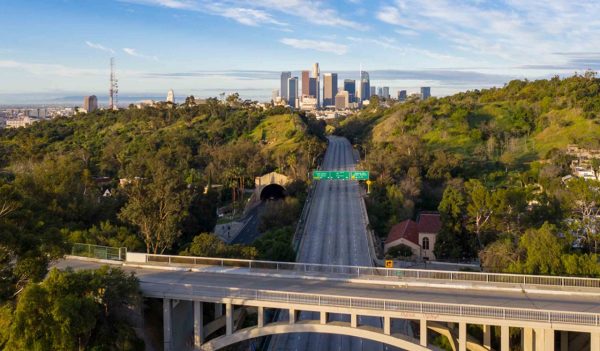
[384,212,441,260]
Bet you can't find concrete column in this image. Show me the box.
[560,331,568,351]
[522,327,534,351]
[214,303,223,318]
[320,311,327,324]
[163,299,172,351]
[483,325,492,350]
[289,309,296,324]
[257,306,264,328]
[501,325,509,351]
[458,322,467,351]
[351,313,358,328]
[193,301,204,347]
[590,332,600,351]
[420,319,427,347]
[535,329,554,351]
[225,302,233,335]
[383,316,391,335]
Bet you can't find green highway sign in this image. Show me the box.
[312,170,369,181]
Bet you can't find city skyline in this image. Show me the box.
[2,1,600,104]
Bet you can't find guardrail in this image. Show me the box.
[139,253,600,290]
[71,243,127,261]
[141,281,600,327]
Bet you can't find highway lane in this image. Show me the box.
[272,136,384,351]
[55,259,600,314]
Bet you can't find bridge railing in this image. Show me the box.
[141,281,600,327]
[137,253,600,290]
[71,243,127,261]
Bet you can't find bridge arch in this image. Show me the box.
[200,321,431,351]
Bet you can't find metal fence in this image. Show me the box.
[71,243,127,261]
[141,281,600,327]
[142,253,600,290]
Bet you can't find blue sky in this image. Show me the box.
[2,0,600,104]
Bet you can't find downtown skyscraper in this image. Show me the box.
[280,71,291,102]
[323,73,338,107]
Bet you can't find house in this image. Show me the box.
[384,212,442,260]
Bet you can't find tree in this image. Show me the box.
[479,239,518,272]
[182,233,257,259]
[119,159,191,254]
[465,179,496,247]
[565,178,600,253]
[508,223,564,275]
[386,244,413,259]
[6,267,142,351]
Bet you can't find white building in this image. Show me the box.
[6,116,39,128]
[300,96,318,111]
[166,89,175,104]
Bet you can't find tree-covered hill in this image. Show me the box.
[0,97,326,301]
[335,73,600,276]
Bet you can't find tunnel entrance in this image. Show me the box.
[260,184,287,201]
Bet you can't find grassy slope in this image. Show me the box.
[249,114,308,156]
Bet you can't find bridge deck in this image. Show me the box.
[56,258,600,316]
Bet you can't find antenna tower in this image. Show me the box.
[109,57,119,110]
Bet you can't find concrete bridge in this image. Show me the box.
[60,251,600,351]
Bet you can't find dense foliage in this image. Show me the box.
[336,74,600,275]
[1,267,142,351]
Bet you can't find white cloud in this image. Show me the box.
[205,4,287,26]
[123,48,159,61]
[85,41,115,54]
[376,0,600,68]
[119,0,197,10]
[280,38,348,55]
[0,60,104,77]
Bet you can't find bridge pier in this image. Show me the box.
[383,316,391,335]
[419,319,427,346]
[535,328,554,351]
[194,301,204,348]
[591,332,600,351]
[500,325,509,351]
[257,306,264,327]
[163,299,172,351]
[483,325,492,350]
[522,327,534,351]
[320,311,327,324]
[458,322,466,351]
[225,302,233,335]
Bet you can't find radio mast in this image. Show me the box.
[109,57,118,110]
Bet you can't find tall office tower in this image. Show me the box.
[280,71,292,102]
[309,77,317,97]
[377,87,383,97]
[166,89,175,103]
[312,63,320,107]
[288,77,299,108]
[382,87,390,99]
[421,87,431,100]
[83,95,98,113]
[370,86,376,97]
[301,70,311,97]
[323,73,338,107]
[344,79,356,103]
[360,71,370,102]
[398,90,407,101]
[335,90,349,110]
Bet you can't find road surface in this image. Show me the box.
[270,136,386,351]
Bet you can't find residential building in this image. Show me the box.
[344,79,356,103]
[398,90,407,101]
[384,212,442,260]
[382,87,390,99]
[6,116,38,128]
[421,87,431,100]
[301,70,311,97]
[83,95,98,113]
[335,90,349,110]
[287,77,299,108]
[300,96,318,111]
[370,86,376,97]
[323,73,338,107]
[280,71,291,102]
[166,89,175,103]
[377,87,383,97]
